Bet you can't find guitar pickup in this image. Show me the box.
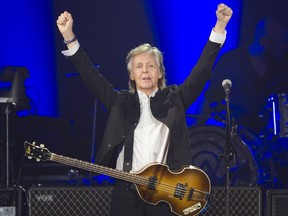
[174,183,187,200]
[148,176,157,190]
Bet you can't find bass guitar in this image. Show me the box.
[24,141,211,216]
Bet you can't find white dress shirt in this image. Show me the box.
[116,89,170,171]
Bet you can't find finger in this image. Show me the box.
[218,5,233,16]
[218,3,227,11]
[64,11,73,22]
[228,8,233,16]
[56,14,66,25]
[223,7,233,16]
[56,18,64,26]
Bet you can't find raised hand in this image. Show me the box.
[214,3,233,34]
[56,11,75,42]
[216,3,233,23]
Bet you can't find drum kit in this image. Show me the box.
[188,93,288,189]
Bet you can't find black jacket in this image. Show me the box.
[68,40,221,171]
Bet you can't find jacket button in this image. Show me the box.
[122,134,125,138]
[107,144,112,148]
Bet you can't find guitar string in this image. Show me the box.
[52,154,208,201]
[52,155,207,200]
[151,180,207,201]
[29,144,208,202]
[52,155,207,201]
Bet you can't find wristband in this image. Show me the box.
[63,35,77,45]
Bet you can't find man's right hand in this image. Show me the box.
[56,11,75,43]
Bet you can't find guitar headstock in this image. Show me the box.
[24,141,52,162]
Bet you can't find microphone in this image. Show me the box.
[222,79,232,93]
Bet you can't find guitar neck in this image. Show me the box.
[51,153,147,186]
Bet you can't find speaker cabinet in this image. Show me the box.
[0,188,22,216]
[267,189,288,216]
[28,186,262,216]
[202,186,262,215]
[28,186,113,216]
[0,207,16,216]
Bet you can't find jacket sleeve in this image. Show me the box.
[179,40,222,110]
[67,46,118,110]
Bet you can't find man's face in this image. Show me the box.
[130,52,162,95]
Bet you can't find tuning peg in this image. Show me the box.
[36,158,40,162]
[40,144,45,148]
[28,156,32,159]
[32,142,36,146]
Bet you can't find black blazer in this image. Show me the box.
[68,40,221,171]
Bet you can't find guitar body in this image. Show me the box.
[134,163,210,216]
[24,141,210,216]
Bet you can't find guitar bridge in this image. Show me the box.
[174,183,187,200]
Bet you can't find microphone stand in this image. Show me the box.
[220,87,236,216]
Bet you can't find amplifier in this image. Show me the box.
[267,189,288,216]
[0,207,15,216]
[28,186,113,216]
[28,185,262,216]
[0,188,21,216]
[202,186,262,215]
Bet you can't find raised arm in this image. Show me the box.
[179,3,233,109]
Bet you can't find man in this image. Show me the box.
[57,3,232,215]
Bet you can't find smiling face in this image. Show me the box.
[130,52,162,96]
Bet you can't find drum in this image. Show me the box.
[188,125,277,187]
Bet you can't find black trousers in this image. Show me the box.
[110,181,176,216]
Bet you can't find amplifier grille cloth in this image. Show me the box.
[29,186,113,216]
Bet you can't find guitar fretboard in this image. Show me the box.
[51,153,149,186]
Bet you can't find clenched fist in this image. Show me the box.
[214,3,233,34]
[56,11,75,43]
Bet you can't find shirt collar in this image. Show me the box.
[137,88,158,101]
